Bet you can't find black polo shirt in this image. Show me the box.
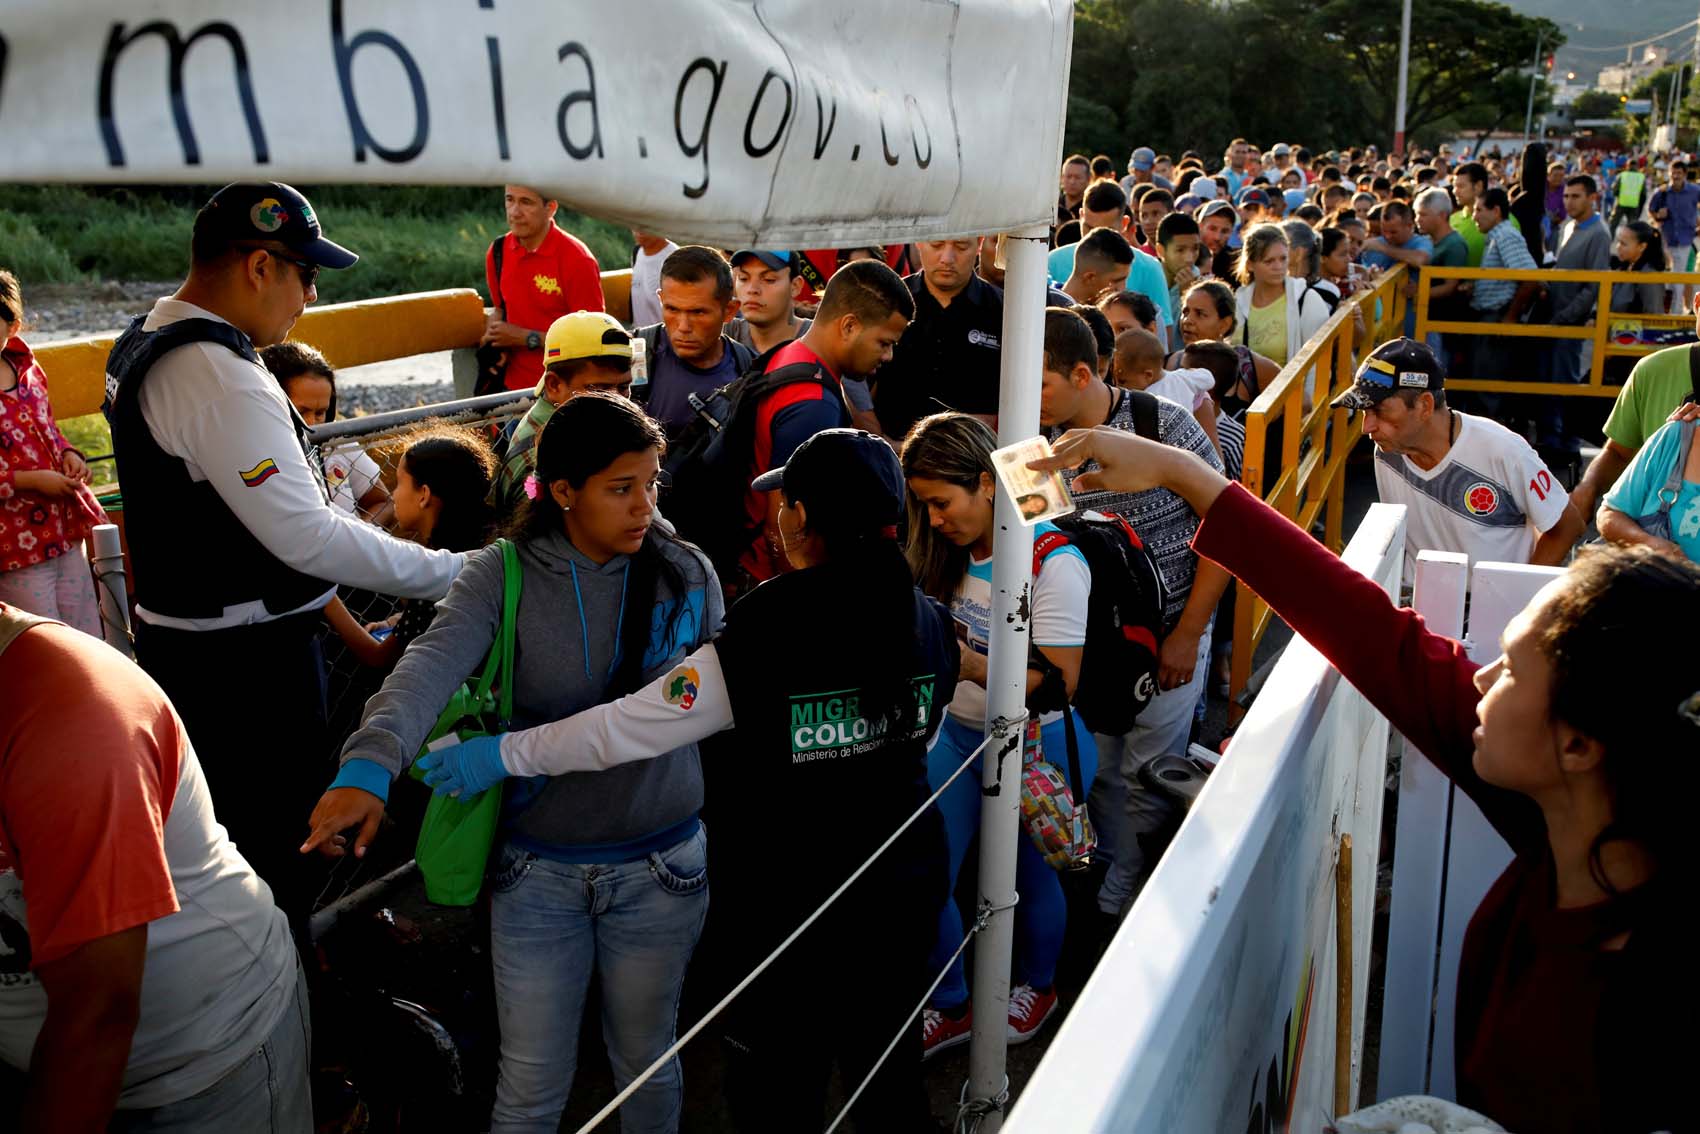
[873,272,1005,440]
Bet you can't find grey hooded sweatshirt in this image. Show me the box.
[340,526,722,859]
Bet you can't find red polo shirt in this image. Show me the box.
[486,225,605,390]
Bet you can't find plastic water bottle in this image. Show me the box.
[630,335,648,398]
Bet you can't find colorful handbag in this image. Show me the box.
[408,538,520,905]
[1018,717,1097,871]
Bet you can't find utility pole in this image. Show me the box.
[1523,28,1544,147]
[1393,0,1413,154]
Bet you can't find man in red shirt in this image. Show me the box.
[738,260,914,587]
[482,184,605,391]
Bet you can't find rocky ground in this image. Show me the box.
[26,281,459,415]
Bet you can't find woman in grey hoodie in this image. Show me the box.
[305,393,722,1134]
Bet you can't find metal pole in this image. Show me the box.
[1523,29,1544,148]
[90,523,132,657]
[1393,0,1413,155]
[964,223,1048,1132]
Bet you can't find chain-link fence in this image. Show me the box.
[302,391,530,914]
[306,389,531,760]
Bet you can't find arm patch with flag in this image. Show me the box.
[239,458,280,487]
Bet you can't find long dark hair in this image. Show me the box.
[1539,544,1700,897]
[900,413,997,604]
[397,425,496,553]
[512,392,702,695]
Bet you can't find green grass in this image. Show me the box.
[0,184,635,304]
[60,414,117,489]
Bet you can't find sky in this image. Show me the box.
[1508,0,1699,82]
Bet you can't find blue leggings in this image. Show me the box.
[925,713,1097,1011]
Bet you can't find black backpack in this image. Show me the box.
[1028,510,1167,739]
[662,344,837,580]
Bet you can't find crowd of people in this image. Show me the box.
[0,133,1695,1133]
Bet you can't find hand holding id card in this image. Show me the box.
[991,436,1075,526]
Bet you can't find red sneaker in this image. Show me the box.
[922,1005,973,1060]
[1006,984,1057,1044]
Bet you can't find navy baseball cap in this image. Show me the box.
[1238,187,1272,207]
[751,429,905,534]
[730,250,793,271]
[194,182,358,269]
[1331,337,1446,411]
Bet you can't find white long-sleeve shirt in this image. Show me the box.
[127,299,464,629]
[502,643,734,775]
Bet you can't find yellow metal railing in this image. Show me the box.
[38,269,636,421]
[1229,265,1409,718]
[1412,265,1700,398]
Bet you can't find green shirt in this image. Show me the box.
[1603,344,1696,452]
[1451,209,1486,267]
[493,392,557,515]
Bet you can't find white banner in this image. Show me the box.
[1007,504,1405,1132]
[0,1,1073,246]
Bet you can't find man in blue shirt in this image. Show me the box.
[1650,161,1700,310]
[637,246,754,438]
[1360,200,1433,337]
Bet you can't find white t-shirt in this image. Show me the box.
[1373,410,1571,580]
[118,299,463,629]
[1145,367,1214,413]
[947,522,1090,729]
[630,241,677,328]
[323,448,383,515]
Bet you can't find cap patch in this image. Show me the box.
[1397,371,1429,388]
[250,198,287,233]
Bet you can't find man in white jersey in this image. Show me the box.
[1334,338,1584,580]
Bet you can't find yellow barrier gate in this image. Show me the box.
[1229,266,1409,718]
[1412,265,1700,398]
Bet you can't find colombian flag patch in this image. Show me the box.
[239,458,280,487]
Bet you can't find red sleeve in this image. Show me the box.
[560,233,606,314]
[1193,484,1544,847]
[0,624,181,966]
[486,240,501,312]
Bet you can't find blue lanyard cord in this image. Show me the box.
[567,559,631,681]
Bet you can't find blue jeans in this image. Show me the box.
[111,962,312,1133]
[487,825,709,1134]
[925,713,1097,1011]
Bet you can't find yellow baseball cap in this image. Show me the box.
[543,311,632,368]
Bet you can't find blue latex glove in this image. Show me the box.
[415,734,509,799]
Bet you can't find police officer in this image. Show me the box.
[104,182,464,938]
[416,429,957,1132]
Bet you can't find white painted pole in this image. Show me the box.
[90,523,132,657]
[963,223,1048,1131]
[1393,0,1413,155]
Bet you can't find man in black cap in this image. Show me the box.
[104,182,465,941]
[1334,338,1583,582]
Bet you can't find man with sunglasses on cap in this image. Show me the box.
[103,182,465,945]
[1336,338,1583,582]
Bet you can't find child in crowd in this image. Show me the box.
[0,268,107,636]
[261,341,394,527]
[323,425,496,668]
[1109,328,1221,454]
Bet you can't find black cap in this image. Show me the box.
[194,182,358,269]
[750,429,904,534]
[1331,337,1445,411]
